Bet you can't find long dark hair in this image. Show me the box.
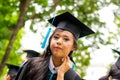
[24,29,78,80]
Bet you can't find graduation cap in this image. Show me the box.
[48,12,95,40]
[112,49,120,69]
[6,64,20,75]
[23,50,40,58]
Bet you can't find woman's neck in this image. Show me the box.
[52,56,63,67]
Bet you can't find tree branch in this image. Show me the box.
[0,0,31,75]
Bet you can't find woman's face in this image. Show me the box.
[50,29,75,58]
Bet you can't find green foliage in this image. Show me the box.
[8,28,24,65]
[73,40,91,77]
[0,27,13,39]
[0,67,7,80]
[34,0,48,7]
[0,40,9,63]
[0,29,24,79]
[0,0,19,28]
[0,0,120,79]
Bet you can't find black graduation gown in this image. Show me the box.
[15,59,31,80]
[44,67,83,80]
[15,59,84,80]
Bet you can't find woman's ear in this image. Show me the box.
[72,46,77,51]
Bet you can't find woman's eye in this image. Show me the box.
[53,36,59,39]
[64,38,69,41]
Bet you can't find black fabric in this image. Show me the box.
[43,68,57,80]
[15,59,32,80]
[6,64,20,75]
[44,68,83,80]
[48,12,95,39]
[15,59,83,80]
[112,49,120,69]
[99,75,108,80]
[23,50,40,58]
[64,68,83,80]
[6,64,20,80]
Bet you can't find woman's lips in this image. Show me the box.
[54,47,62,50]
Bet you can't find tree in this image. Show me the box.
[0,0,120,79]
[0,0,31,76]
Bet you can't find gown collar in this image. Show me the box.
[49,56,60,74]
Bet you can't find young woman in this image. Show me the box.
[15,12,94,80]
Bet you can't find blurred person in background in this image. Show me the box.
[4,64,20,80]
[99,49,120,80]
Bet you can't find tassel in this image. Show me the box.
[48,66,55,80]
[49,73,54,80]
[71,64,75,70]
[41,27,51,49]
[41,17,55,49]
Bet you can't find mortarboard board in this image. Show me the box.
[48,12,95,40]
[6,64,20,75]
[112,49,120,69]
[23,50,40,58]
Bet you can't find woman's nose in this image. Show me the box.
[56,38,62,45]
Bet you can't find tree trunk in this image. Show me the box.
[0,0,31,76]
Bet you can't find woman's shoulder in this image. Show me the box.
[64,69,83,80]
[65,68,78,76]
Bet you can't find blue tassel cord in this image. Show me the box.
[48,66,55,80]
[41,17,56,49]
[41,27,51,49]
[71,64,75,70]
[49,73,54,80]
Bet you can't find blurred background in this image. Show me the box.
[0,0,120,80]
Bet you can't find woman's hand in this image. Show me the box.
[109,76,112,80]
[4,75,10,80]
[57,56,71,80]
